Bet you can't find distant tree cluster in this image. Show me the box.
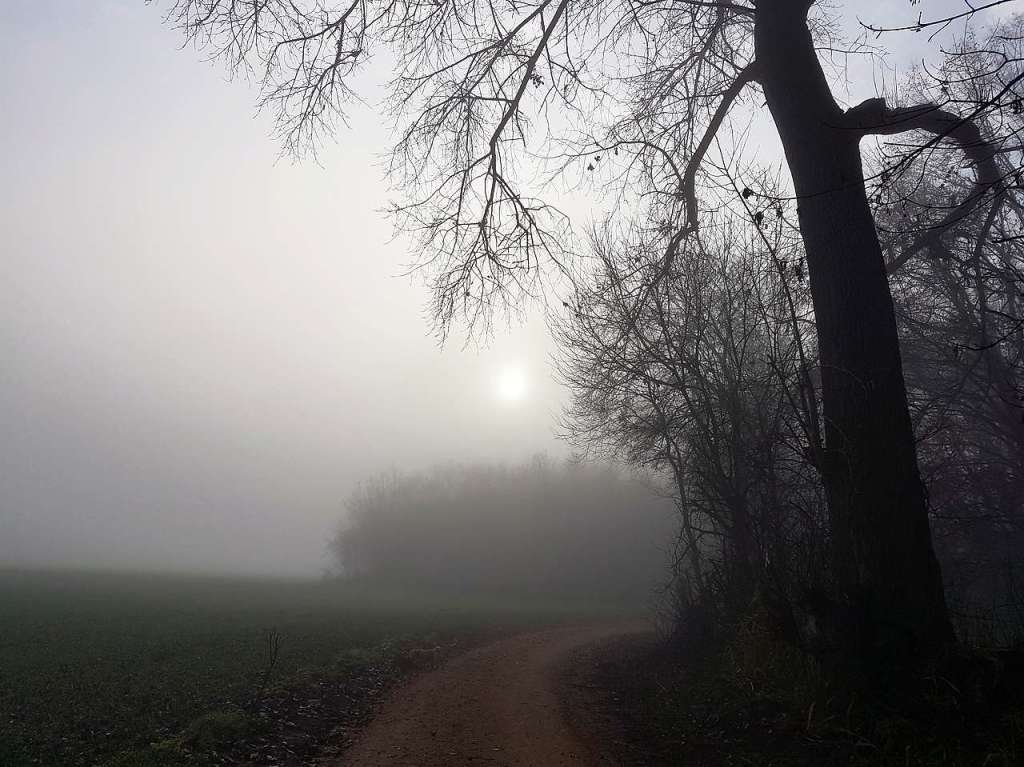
[329,458,676,601]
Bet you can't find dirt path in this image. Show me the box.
[337,621,650,766]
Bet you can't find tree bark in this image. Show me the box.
[754,0,953,657]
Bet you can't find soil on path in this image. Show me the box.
[337,621,650,767]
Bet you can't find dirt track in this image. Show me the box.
[338,622,649,766]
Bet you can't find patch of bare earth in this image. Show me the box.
[336,622,651,766]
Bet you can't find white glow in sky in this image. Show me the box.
[0,0,567,576]
[496,367,528,402]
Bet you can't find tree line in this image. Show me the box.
[329,458,676,601]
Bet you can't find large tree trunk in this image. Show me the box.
[754,0,953,659]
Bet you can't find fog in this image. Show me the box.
[0,0,997,577]
[0,1,571,576]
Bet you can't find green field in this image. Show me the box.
[0,569,633,766]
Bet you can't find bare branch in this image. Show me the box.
[680,60,761,234]
[846,96,1006,274]
[860,1,1019,37]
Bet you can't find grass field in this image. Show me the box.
[0,568,633,766]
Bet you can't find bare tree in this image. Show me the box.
[153,0,1022,658]
[553,211,827,622]
[865,19,1024,640]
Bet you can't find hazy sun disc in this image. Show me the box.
[496,367,528,402]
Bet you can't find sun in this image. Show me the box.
[495,366,528,402]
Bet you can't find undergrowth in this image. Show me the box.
[592,605,1024,766]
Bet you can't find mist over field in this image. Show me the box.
[0,1,578,577]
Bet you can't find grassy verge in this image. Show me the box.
[571,616,1024,766]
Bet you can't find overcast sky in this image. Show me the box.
[0,0,1005,575]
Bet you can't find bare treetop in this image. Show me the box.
[157,0,761,331]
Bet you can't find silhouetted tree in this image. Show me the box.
[553,216,826,614]
[865,19,1024,641]
[155,0,1023,659]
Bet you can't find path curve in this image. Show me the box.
[338,621,649,766]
